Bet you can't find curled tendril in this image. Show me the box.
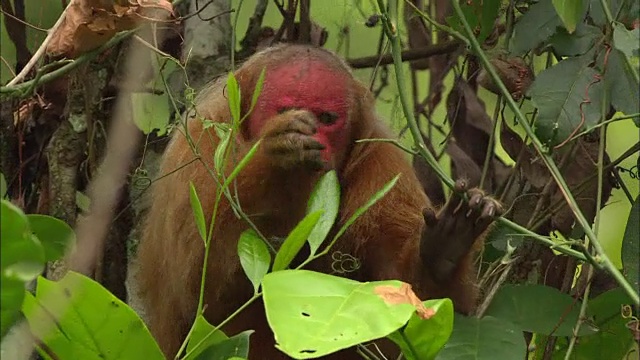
[131,168,151,191]
[618,165,639,180]
[330,251,361,275]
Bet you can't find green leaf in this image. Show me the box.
[528,55,606,146]
[22,272,164,360]
[27,215,75,262]
[238,229,271,293]
[189,182,207,244]
[511,0,563,55]
[221,139,261,191]
[484,284,598,336]
[227,72,241,126]
[195,330,253,360]
[1,200,45,338]
[604,49,640,117]
[549,23,602,56]
[445,0,499,42]
[184,315,228,360]
[552,0,586,33]
[332,175,400,242]
[272,210,323,271]
[613,22,640,58]
[388,299,454,360]
[131,92,171,135]
[213,127,232,175]
[0,201,45,282]
[436,315,526,359]
[248,68,266,117]
[621,197,639,291]
[0,172,7,199]
[306,170,340,255]
[1,277,25,339]
[262,270,418,358]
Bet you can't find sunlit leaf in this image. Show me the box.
[272,211,323,271]
[238,229,271,293]
[306,170,340,255]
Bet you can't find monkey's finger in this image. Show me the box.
[440,179,468,217]
[422,208,438,227]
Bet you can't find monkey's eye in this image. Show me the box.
[317,111,339,125]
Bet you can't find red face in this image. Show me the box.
[248,59,351,166]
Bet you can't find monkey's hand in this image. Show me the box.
[261,110,326,171]
[420,179,503,284]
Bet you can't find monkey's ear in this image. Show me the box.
[350,80,377,140]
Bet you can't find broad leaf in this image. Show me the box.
[621,197,639,291]
[22,272,163,360]
[0,201,45,283]
[549,23,602,56]
[306,170,340,255]
[184,315,228,360]
[189,182,207,243]
[604,49,640,117]
[552,0,586,33]
[511,0,563,55]
[262,270,419,358]
[27,214,75,262]
[388,299,454,360]
[436,315,526,360]
[528,55,606,146]
[484,284,598,336]
[613,22,640,59]
[272,211,323,271]
[238,229,271,293]
[195,330,253,360]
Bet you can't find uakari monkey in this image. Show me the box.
[135,44,502,359]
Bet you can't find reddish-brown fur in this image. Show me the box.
[136,45,481,359]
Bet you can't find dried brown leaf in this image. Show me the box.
[374,283,435,320]
[47,0,173,58]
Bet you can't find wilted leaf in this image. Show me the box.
[47,0,173,58]
[374,283,434,319]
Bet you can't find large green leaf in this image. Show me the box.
[184,315,228,360]
[535,288,635,359]
[262,270,418,359]
[549,23,602,56]
[272,211,323,271]
[511,0,563,55]
[604,49,640,117]
[306,170,340,255]
[27,214,75,262]
[388,299,454,360]
[621,197,639,291]
[436,315,526,360]
[613,22,640,59]
[195,330,252,360]
[528,55,606,146]
[238,229,271,293]
[484,284,598,336]
[131,92,170,135]
[22,272,163,360]
[1,200,45,338]
[552,0,587,33]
